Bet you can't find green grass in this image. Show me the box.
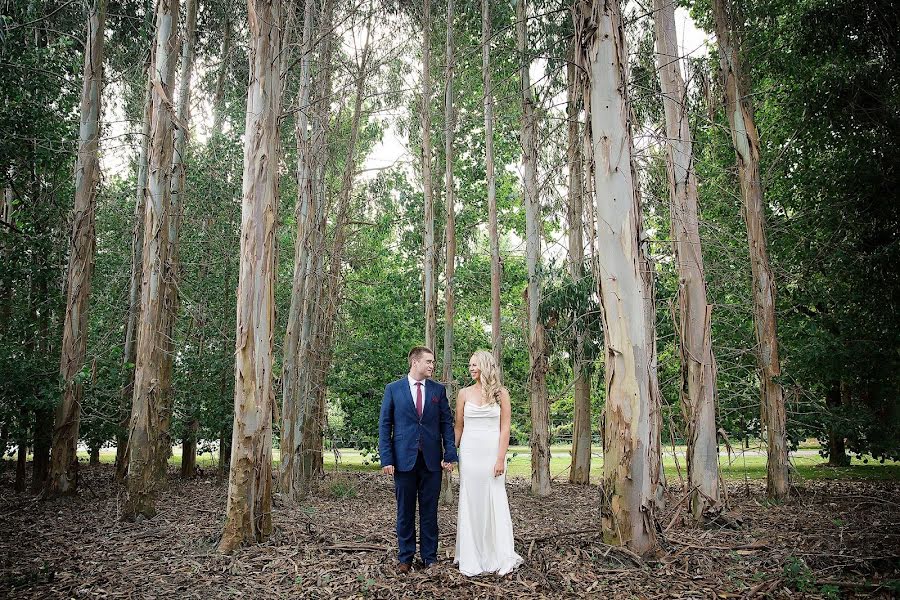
[49,443,899,483]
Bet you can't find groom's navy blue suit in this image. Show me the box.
[379,376,457,565]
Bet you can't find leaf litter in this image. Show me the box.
[1,466,898,598]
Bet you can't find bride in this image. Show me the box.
[453,350,523,576]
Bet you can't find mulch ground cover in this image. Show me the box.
[1,465,898,598]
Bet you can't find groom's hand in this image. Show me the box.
[441,461,455,473]
[382,465,394,475]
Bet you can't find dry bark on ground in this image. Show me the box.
[1,465,897,598]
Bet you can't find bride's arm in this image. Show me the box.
[494,388,512,476]
[454,390,466,448]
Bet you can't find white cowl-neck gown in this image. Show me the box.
[454,401,523,576]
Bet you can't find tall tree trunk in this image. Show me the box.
[483,0,502,370]
[576,0,659,556]
[517,0,550,498]
[303,11,373,490]
[653,0,720,517]
[282,0,320,500]
[116,80,152,483]
[439,0,457,506]
[567,41,592,486]
[124,0,181,520]
[421,0,437,352]
[155,0,197,485]
[170,0,198,480]
[218,0,284,552]
[711,0,789,500]
[291,0,335,495]
[46,0,106,498]
[825,380,849,466]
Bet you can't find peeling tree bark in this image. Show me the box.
[711,0,789,501]
[653,0,721,517]
[46,0,106,498]
[117,79,151,483]
[483,0,502,370]
[567,40,592,486]
[281,0,319,502]
[155,0,197,485]
[576,0,659,556]
[218,0,284,553]
[518,0,550,498]
[439,0,457,506]
[422,0,437,353]
[124,0,181,520]
[167,0,198,481]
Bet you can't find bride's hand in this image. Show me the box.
[493,459,505,477]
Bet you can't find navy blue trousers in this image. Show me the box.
[394,451,441,565]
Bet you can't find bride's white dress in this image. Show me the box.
[454,401,523,576]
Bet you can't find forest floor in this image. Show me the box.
[1,465,898,599]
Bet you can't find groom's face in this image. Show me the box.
[411,353,435,380]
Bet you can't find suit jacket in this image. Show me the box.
[378,377,458,472]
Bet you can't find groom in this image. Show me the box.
[378,346,457,573]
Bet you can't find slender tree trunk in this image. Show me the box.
[576,0,659,555]
[180,419,198,477]
[46,0,106,498]
[653,0,720,517]
[825,380,849,466]
[517,0,550,498]
[302,12,372,490]
[281,0,318,501]
[124,0,181,520]
[218,0,284,552]
[567,41,592,486]
[89,445,101,466]
[483,0,502,370]
[421,0,437,352]
[15,429,27,493]
[155,0,197,484]
[439,0,457,506]
[711,0,789,500]
[211,22,233,136]
[292,0,335,495]
[116,80,152,483]
[31,408,52,492]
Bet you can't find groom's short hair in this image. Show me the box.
[408,346,434,364]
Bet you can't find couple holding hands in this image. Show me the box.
[378,346,523,577]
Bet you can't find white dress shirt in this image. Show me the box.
[407,374,425,409]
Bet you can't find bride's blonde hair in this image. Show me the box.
[471,350,503,405]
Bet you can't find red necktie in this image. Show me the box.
[415,382,423,418]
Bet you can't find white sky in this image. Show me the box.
[100,7,711,204]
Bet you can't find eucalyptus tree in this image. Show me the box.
[421,0,437,352]
[281,0,320,501]
[517,0,550,497]
[166,0,198,479]
[483,0,502,369]
[566,40,591,486]
[652,0,721,516]
[219,0,285,552]
[125,0,180,520]
[440,0,457,506]
[711,0,789,500]
[576,0,660,555]
[45,0,107,498]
